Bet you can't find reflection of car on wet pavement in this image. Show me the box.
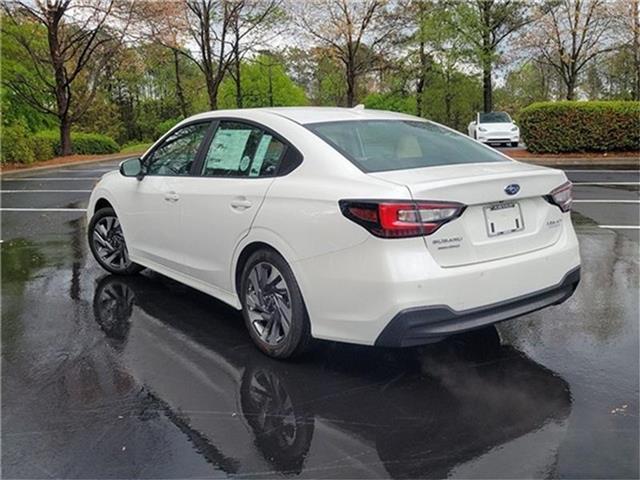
[93,274,571,478]
[87,107,580,358]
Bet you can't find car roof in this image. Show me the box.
[187,106,419,125]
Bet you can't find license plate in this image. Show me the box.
[484,202,524,237]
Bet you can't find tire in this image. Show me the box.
[240,249,312,359]
[511,142,519,148]
[88,207,143,275]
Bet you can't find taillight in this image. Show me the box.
[546,181,572,212]
[339,200,465,238]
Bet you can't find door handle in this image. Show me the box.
[164,191,180,202]
[230,197,252,211]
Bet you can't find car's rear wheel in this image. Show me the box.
[240,249,312,359]
[88,207,142,275]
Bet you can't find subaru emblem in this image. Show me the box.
[505,184,520,195]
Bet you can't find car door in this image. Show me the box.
[177,120,290,293]
[119,121,212,272]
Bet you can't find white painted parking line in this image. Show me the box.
[0,208,87,212]
[564,170,640,173]
[598,225,640,230]
[1,190,91,193]
[2,177,99,181]
[58,168,114,172]
[573,182,639,186]
[573,200,640,204]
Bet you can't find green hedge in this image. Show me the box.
[2,128,119,164]
[519,101,640,153]
[36,130,119,156]
[1,123,36,164]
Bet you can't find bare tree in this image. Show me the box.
[524,0,616,100]
[133,1,192,117]
[226,0,283,109]
[155,0,279,110]
[446,0,534,113]
[613,0,640,100]
[295,0,396,107]
[2,0,130,155]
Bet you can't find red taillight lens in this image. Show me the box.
[339,200,465,238]
[547,181,573,212]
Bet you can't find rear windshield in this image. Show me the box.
[307,120,508,173]
[479,112,511,123]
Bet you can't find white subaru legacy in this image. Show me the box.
[87,107,580,358]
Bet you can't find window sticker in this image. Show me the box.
[250,134,272,177]
[206,129,251,171]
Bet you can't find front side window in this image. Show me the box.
[479,112,512,123]
[201,121,286,177]
[145,122,210,176]
[307,120,508,173]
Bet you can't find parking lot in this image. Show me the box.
[1,159,638,478]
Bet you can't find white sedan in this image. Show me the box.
[468,111,520,147]
[87,107,580,358]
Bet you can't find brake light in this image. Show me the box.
[339,200,465,238]
[546,181,572,212]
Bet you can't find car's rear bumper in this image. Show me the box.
[293,217,580,346]
[374,266,580,347]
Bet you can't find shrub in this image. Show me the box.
[36,130,119,155]
[1,123,35,164]
[31,134,55,161]
[153,118,182,139]
[519,101,640,153]
[120,141,152,154]
[71,132,119,154]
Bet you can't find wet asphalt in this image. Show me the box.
[1,159,638,478]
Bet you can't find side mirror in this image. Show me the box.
[119,157,144,180]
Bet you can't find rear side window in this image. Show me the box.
[201,121,286,177]
[307,120,508,173]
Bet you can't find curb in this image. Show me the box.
[0,152,141,177]
[514,157,639,169]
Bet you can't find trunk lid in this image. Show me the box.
[370,162,568,267]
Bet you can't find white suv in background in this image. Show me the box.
[87,107,580,358]
[468,111,520,147]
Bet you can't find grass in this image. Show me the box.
[120,142,152,154]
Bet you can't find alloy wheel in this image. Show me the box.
[245,262,292,346]
[92,215,131,270]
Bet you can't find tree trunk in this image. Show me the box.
[565,76,576,100]
[47,8,73,156]
[267,64,273,107]
[234,56,242,108]
[59,119,72,156]
[445,71,452,125]
[633,0,640,101]
[480,1,493,113]
[416,39,427,117]
[345,60,356,107]
[482,59,492,113]
[173,50,188,118]
[204,65,218,110]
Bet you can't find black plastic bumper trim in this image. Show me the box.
[375,266,581,347]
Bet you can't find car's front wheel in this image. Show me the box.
[88,207,143,275]
[511,141,519,147]
[240,249,312,359]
